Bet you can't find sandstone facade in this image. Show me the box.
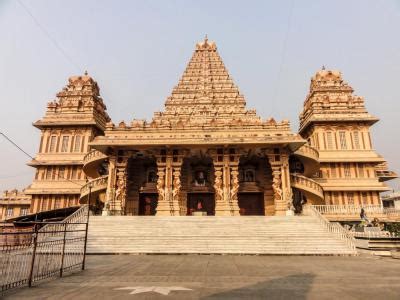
[23,38,396,217]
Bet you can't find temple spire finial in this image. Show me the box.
[84,70,88,75]
[322,65,326,70]
[204,34,208,43]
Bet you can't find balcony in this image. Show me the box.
[82,149,108,178]
[79,175,108,204]
[292,144,319,176]
[290,173,324,203]
[312,205,400,222]
[375,162,398,182]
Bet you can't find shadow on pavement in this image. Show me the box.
[201,273,315,300]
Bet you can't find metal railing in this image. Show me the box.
[305,205,357,253]
[0,205,88,293]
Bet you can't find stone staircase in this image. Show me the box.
[87,215,356,255]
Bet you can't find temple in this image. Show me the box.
[24,38,397,218]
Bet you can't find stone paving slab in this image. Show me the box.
[3,254,400,299]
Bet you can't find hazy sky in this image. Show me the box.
[1,0,399,191]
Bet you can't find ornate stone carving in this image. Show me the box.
[230,167,239,206]
[271,170,282,201]
[172,168,181,205]
[213,167,223,203]
[114,169,127,214]
[156,169,165,204]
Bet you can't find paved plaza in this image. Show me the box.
[3,254,400,299]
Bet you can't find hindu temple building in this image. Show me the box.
[24,38,397,218]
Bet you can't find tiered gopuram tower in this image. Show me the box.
[25,74,110,213]
[299,69,396,206]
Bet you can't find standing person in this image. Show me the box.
[360,208,369,224]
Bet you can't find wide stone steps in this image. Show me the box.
[87,216,355,255]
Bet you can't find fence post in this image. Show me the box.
[28,224,38,287]
[82,187,91,270]
[60,223,67,277]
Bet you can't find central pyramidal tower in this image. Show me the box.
[151,37,263,127]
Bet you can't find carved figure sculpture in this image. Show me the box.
[115,175,126,201]
[230,169,240,203]
[194,170,206,186]
[272,174,282,201]
[213,169,223,202]
[156,170,165,202]
[172,170,181,201]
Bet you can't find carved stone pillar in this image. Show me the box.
[213,163,229,215]
[155,161,168,215]
[266,149,292,216]
[103,155,116,216]
[211,149,240,216]
[156,150,183,216]
[172,163,184,215]
[112,153,128,215]
[229,161,240,216]
[280,152,294,215]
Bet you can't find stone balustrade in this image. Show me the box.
[304,205,356,253]
[313,204,400,221]
[80,175,108,200]
[352,231,397,238]
[294,144,319,161]
[83,149,108,166]
[290,173,324,200]
[82,149,108,178]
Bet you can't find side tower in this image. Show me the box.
[299,69,397,206]
[25,73,110,213]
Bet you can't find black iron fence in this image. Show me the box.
[0,205,88,293]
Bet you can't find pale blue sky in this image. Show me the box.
[1,0,399,190]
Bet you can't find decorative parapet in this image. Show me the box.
[80,175,108,201]
[290,173,324,201]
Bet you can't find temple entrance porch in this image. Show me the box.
[104,147,295,217]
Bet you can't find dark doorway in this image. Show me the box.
[187,193,215,215]
[238,193,264,215]
[139,193,158,215]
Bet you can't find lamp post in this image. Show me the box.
[82,180,93,270]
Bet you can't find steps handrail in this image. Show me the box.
[37,205,89,241]
[305,205,356,252]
